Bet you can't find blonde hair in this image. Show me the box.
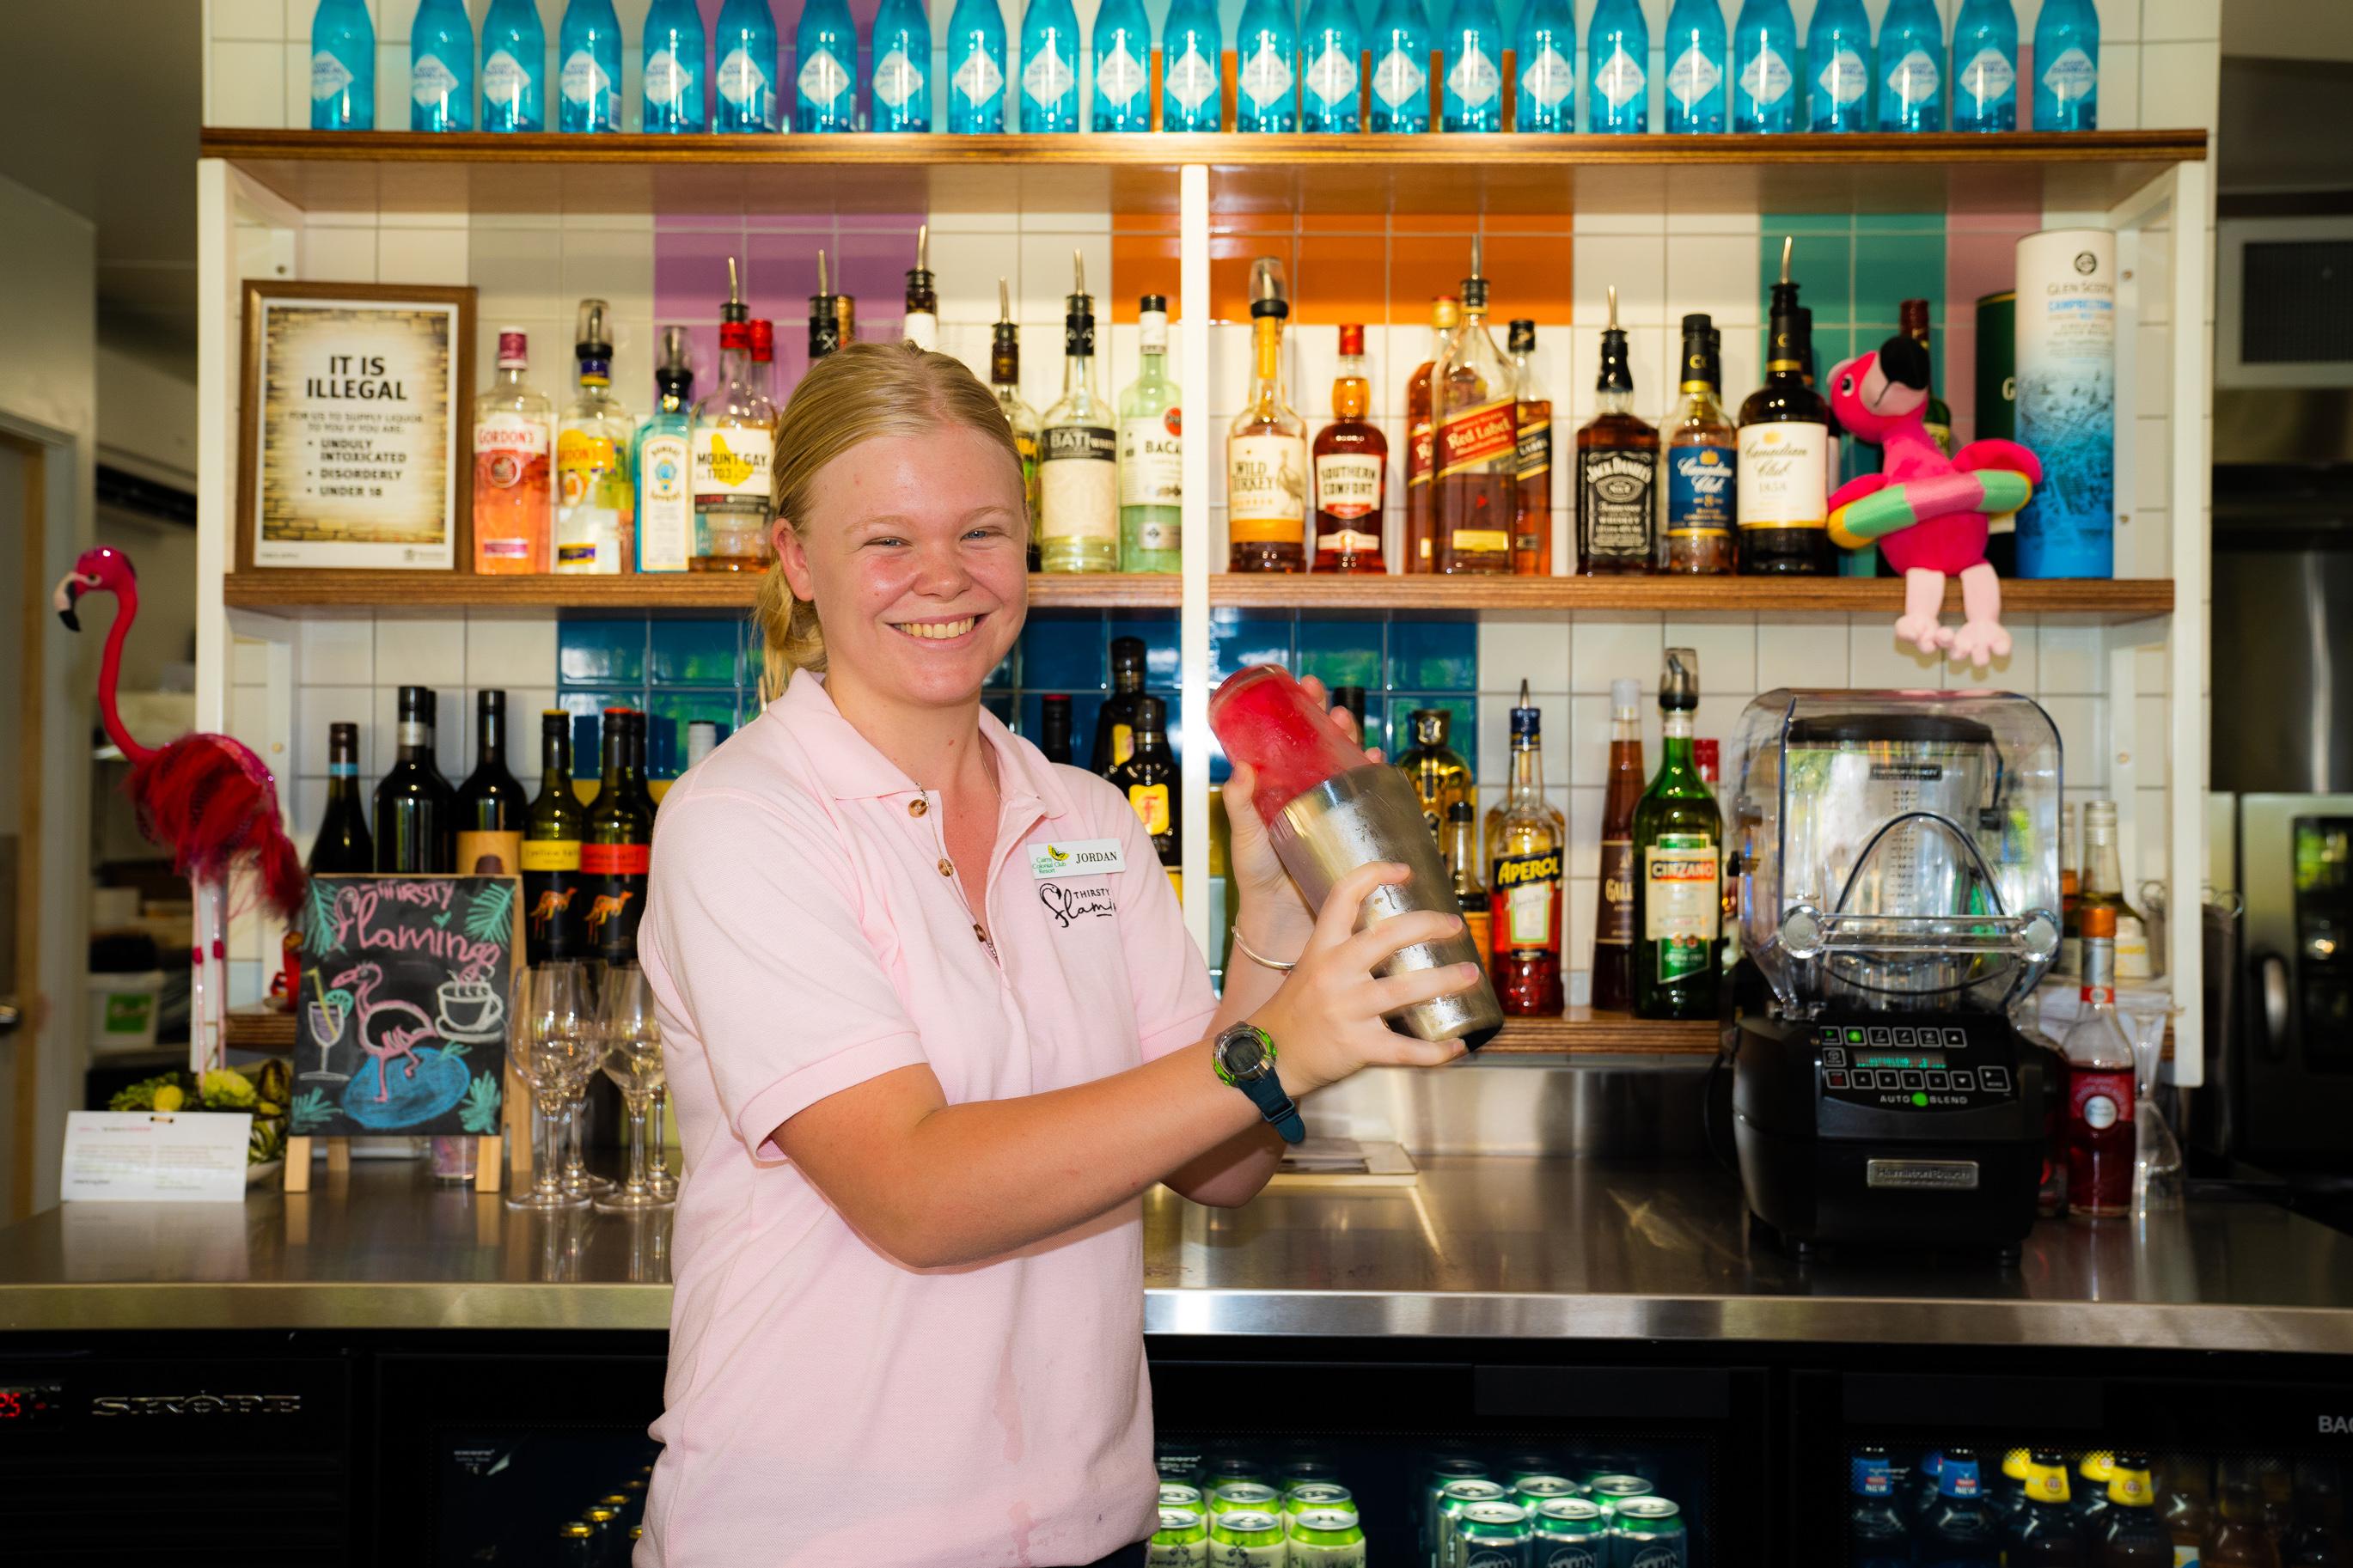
[753,341,1026,702]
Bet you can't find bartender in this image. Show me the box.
[636,342,1474,1567]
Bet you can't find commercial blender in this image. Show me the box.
[1727,692,2063,1261]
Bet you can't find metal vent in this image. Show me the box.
[2242,239,2353,365]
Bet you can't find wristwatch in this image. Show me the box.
[1212,1022,1305,1145]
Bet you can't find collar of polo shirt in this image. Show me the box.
[779,668,1079,822]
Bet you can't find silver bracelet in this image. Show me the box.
[1231,927,1300,973]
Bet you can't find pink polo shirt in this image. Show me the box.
[636,669,1216,1568]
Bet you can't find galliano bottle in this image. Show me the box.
[1118,296,1183,573]
[1737,239,1832,575]
[633,327,694,573]
[1433,240,1514,575]
[554,300,633,576]
[1227,259,1310,573]
[1038,253,1119,571]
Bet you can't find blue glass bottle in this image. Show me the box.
[480,0,546,132]
[409,0,473,133]
[1233,0,1299,133]
[712,0,779,132]
[2032,0,2099,131]
[1587,0,1648,133]
[309,0,374,131]
[947,0,1010,131]
[1300,0,1362,133]
[1952,0,2018,133]
[1091,0,1154,131]
[1662,0,1727,133]
[1019,0,1084,131]
[1732,0,1797,134]
[1806,0,1872,132]
[871,0,933,131]
[793,0,856,131]
[1512,0,1574,132]
[558,0,624,132]
[1876,0,1943,131]
[1439,0,1504,132]
[1160,0,1224,131]
[1367,0,1432,133]
[643,0,708,133]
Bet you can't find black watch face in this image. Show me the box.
[1222,1033,1268,1079]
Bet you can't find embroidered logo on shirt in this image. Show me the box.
[1038,882,1116,928]
[1029,838,1126,877]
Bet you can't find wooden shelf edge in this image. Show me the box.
[1481,1006,1720,1055]
[223,570,1181,613]
[1208,575,2176,615]
[227,1004,298,1052]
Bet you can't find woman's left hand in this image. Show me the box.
[1225,675,1381,953]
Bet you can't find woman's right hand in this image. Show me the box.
[1250,860,1480,1098]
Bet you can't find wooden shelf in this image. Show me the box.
[223,570,1180,613]
[1209,574,2174,617]
[1480,1006,1720,1056]
[227,1004,296,1053]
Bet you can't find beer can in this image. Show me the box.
[1207,1508,1287,1567]
[1457,1498,1537,1568]
[1605,1496,1686,1568]
[1513,1474,1587,1511]
[1202,1458,1268,1492]
[1160,1482,1206,1513]
[1285,1483,1357,1521]
[1148,1506,1210,1568]
[1502,1455,1569,1486]
[1586,1475,1653,1518]
[1438,1480,1511,1568]
[1208,1481,1283,1517]
[1281,1459,1343,1492]
[1422,1459,1493,1560]
[1532,1498,1607,1568]
[1288,1505,1368,1566]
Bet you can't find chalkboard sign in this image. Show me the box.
[292,876,516,1139]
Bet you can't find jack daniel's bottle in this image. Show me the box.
[1575,284,1659,573]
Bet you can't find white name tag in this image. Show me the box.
[1030,838,1126,878]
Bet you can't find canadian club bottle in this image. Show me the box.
[455,689,528,876]
[1631,650,1723,1019]
[583,708,652,966]
[1433,238,1515,575]
[1590,678,1644,1011]
[522,711,588,965]
[1575,284,1659,573]
[374,686,455,873]
[1311,323,1387,573]
[1109,694,1181,895]
[1404,295,1462,573]
[1488,685,1565,1016]
[1091,635,1149,775]
[1227,258,1309,573]
[1508,319,1552,575]
[1738,237,1833,575]
[308,722,374,873]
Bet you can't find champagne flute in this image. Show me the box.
[647,1086,677,1199]
[505,961,593,1211]
[594,964,672,1213]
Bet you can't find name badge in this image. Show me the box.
[1030,838,1126,878]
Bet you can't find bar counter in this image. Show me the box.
[4,1157,2350,1354]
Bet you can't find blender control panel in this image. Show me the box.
[1812,1020,2016,1109]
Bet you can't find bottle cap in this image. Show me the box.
[906,223,936,310]
[1139,293,1168,316]
[573,298,614,362]
[1510,678,1540,741]
[399,686,435,719]
[1610,677,1640,715]
[718,255,749,326]
[1134,692,1167,732]
[1338,323,1365,356]
[1899,296,1932,337]
[1433,295,1461,330]
[1110,635,1146,674]
[496,327,529,369]
[1507,319,1535,354]
[750,319,774,363]
[1249,257,1290,320]
[1660,649,1700,712]
[1458,236,1488,314]
[1411,707,1448,742]
[1446,800,1475,823]
[656,324,694,393]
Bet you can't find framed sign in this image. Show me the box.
[237,279,474,571]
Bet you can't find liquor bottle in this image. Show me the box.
[1161,0,1225,131]
[1091,0,1154,131]
[1235,0,1300,133]
[1119,296,1183,573]
[1433,240,1514,576]
[991,278,1044,568]
[1489,686,1566,1017]
[1439,0,1506,133]
[1398,708,1472,840]
[1228,259,1310,573]
[2075,1451,2118,1540]
[1877,0,1944,132]
[1091,636,1149,773]
[1020,0,1084,132]
[1406,296,1463,573]
[2204,1461,2277,1568]
[871,0,933,131]
[1663,314,1736,574]
[1663,0,1727,133]
[793,0,857,131]
[1368,0,1433,133]
[1919,1453,2002,1567]
[1111,695,1182,894]
[2079,799,2155,979]
[474,329,554,574]
[1907,1452,1953,1532]
[1330,684,1369,741]
[1632,649,1721,1020]
[624,710,661,821]
[712,0,778,131]
[1507,320,1552,575]
[947,0,1011,132]
[693,259,773,572]
[2063,906,2136,1219]
[2161,1457,2215,1564]
[755,317,783,419]
[1900,297,1955,456]
[1301,0,1362,133]
[643,0,708,133]
[1591,678,1643,1011]
[559,0,625,133]
[1849,1450,1911,1568]
[1806,0,1872,133]
[1038,694,1075,766]
[375,686,456,875]
[2284,1460,2348,1567]
[1576,286,1659,575]
[1313,324,1388,575]
[813,248,850,357]
[1953,0,2019,134]
[1732,0,1797,134]
[1513,0,1576,131]
[899,227,938,351]
[2057,800,2081,974]
[409,0,474,133]
[2008,1453,2081,1567]
[2100,1454,2171,1568]
[309,723,375,874]
[522,712,588,966]
[686,720,720,771]
[1588,0,1650,133]
[1430,802,1491,962]
[2034,0,2099,131]
[455,691,528,876]
[310,0,375,131]
[1738,238,1832,576]
[1039,253,1119,571]
[556,299,634,576]
[480,0,547,131]
[584,710,652,967]
[633,327,694,574]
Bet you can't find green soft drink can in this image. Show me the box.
[1148,1506,1210,1568]
[1513,1475,1586,1512]
[1288,1505,1368,1566]
[1207,1508,1287,1566]
[1160,1482,1206,1513]
[1438,1480,1511,1568]
[1285,1483,1356,1522]
[1281,1459,1343,1492]
[1532,1497,1608,1568]
[1208,1481,1283,1518]
[1457,1498,1537,1568]
[1605,1495,1685,1568]
[1423,1456,1492,1559]
[1585,1475,1653,1519]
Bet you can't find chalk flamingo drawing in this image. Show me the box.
[333,961,438,1103]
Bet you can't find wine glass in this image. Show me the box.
[594,965,672,1214]
[505,962,595,1212]
[2131,1010,2186,1216]
[646,1086,678,1199]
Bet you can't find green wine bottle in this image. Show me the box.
[1631,648,1723,1020]
[521,711,588,965]
[583,708,653,966]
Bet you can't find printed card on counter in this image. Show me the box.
[60,1112,254,1204]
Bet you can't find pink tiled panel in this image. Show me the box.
[1945,217,2036,450]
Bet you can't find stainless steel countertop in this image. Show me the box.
[3,1158,2351,1353]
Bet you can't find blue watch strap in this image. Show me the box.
[1241,1074,1306,1145]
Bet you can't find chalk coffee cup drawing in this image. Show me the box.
[435,979,506,1044]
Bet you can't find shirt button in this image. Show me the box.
[973,924,988,943]
[938,858,954,877]
[908,797,928,817]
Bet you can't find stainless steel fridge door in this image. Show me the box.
[2238,793,2353,1169]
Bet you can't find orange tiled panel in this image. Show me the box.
[1110,234,1182,321]
[1390,232,1476,319]
[1296,232,1387,324]
[1112,207,1183,235]
[1211,234,1299,322]
[1479,234,1573,321]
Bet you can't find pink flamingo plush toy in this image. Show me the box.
[1824,333,2043,670]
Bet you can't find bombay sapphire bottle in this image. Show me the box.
[713,0,779,131]
[1368,0,1433,133]
[947,0,1010,131]
[1091,0,1153,131]
[2032,0,2099,131]
[871,0,932,131]
[1876,0,1943,131]
[480,0,547,132]
[1020,0,1083,131]
[1439,0,1504,133]
[1733,0,1797,133]
[1588,0,1649,133]
[558,0,623,132]
[1663,0,1727,133]
[409,0,474,132]
[1234,0,1299,133]
[1300,0,1363,133]
[310,0,374,131]
[1160,0,1224,131]
[1953,0,2018,132]
[794,0,857,131]
[643,0,708,133]
[1806,0,1872,132]
[1512,0,1574,132]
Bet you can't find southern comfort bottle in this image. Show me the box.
[1312,322,1387,573]
[1433,239,1515,575]
[1227,258,1308,572]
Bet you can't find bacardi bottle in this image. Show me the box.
[1118,295,1183,573]
[1433,239,1514,575]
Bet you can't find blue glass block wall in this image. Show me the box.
[1210,610,1479,779]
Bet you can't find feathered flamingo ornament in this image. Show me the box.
[54,546,306,1075]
